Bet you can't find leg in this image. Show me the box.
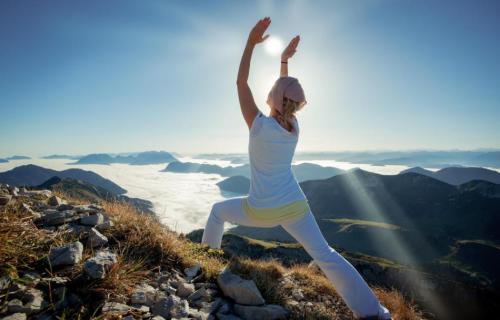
[281,211,387,319]
[201,196,279,249]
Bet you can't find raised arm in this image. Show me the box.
[280,35,300,77]
[237,17,271,130]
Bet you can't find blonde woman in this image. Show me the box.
[202,17,391,320]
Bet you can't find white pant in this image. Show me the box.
[201,196,387,319]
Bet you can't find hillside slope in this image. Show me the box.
[0,183,421,320]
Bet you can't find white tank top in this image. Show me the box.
[247,110,308,208]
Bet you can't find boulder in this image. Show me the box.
[152,295,189,319]
[130,282,158,306]
[184,263,201,279]
[95,218,114,231]
[176,282,196,298]
[84,250,117,279]
[80,213,105,226]
[42,210,78,226]
[233,304,289,320]
[189,308,210,320]
[7,288,46,315]
[101,302,132,315]
[217,314,243,320]
[57,203,74,211]
[217,268,265,306]
[48,242,83,267]
[86,228,108,248]
[47,195,64,206]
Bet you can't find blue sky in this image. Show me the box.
[1,0,499,157]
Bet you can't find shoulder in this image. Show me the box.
[250,109,267,135]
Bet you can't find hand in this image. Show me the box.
[248,17,271,45]
[281,35,300,61]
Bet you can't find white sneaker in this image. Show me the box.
[378,304,392,320]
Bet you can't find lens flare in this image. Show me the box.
[264,37,284,56]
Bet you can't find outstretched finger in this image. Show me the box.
[261,34,270,42]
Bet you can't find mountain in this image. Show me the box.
[74,153,115,164]
[163,161,344,182]
[292,150,500,168]
[36,176,153,214]
[42,154,81,160]
[0,164,126,194]
[5,155,31,160]
[74,151,177,165]
[0,184,422,320]
[216,175,250,194]
[229,169,500,263]
[458,180,500,198]
[401,166,500,185]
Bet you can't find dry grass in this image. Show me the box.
[102,200,226,280]
[374,287,423,320]
[0,202,73,271]
[88,254,150,303]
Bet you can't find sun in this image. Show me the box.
[264,36,284,56]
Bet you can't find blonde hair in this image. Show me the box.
[276,97,303,130]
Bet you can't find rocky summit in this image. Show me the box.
[0,182,421,320]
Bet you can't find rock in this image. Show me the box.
[42,210,78,226]
[217,268,265,306]
[65,223,91,236]
[291,289,304,301]
[47,195,64,206]
[86,227,108,248]
[74,204,98,213]
[152,295,189,319]
[7,288,46,315]
[189,308,210,320]
[1,313,27,320]
[7,299,24,312]
[57,203,74,211]
[122,316,135,320]
[80,213,105,226]
[95,218,114,231]
[212,297,232,314]
[233,304,289,320]
[176,282,196,298]
[184,263,201,279]
[101,301,131,315]
[188,287,208,302]
[130,282,158,306]
[48,241,83,267]
[0,194,12,206]
[84,250,117,279]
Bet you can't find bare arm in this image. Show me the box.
[237,17,271,130]
[280,35,300,77]
[280,59,288,77]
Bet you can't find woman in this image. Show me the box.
[201,17,391,320]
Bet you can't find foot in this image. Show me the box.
[358,304,391,320]
[378,304,392,320]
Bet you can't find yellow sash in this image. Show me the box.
[241,198,310,224]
